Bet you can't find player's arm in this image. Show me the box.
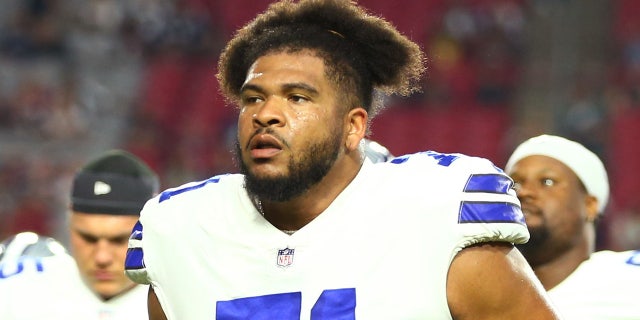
[447,241,560,320]
[148,286,168,320]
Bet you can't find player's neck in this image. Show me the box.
[258,154,363,231]
[533,238,592,290]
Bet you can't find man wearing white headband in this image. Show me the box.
[506,134,640,320]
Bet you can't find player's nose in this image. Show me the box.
[93,240,114,266]
[253,96,286,128]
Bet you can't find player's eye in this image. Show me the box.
[242,96,263,105]
[80,234,99,244]
[289,94,309,103]
[110,236,130,246]
[541,178,555,187]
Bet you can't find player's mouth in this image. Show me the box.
[519,203,540,217]
[249,134,283,159]
[93,270,115,281]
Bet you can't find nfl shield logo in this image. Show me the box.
[277,248,295,267]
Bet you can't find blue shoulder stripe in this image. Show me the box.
[459,201,525,225]
[125,221,144,270]
[464,174,513,194]
[130,221,143,240]
[125,248,144,270]
[159,175,224,202]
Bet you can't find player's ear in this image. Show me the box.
[584,194,599,223]
[345,107,367,151]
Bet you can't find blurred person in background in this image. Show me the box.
[0,149,159,319]
[505,134,640,319]
[0,231,67,264]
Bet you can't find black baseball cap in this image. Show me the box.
[71,150,159,215]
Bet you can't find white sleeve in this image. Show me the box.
[391,151,528,250]
[450,154,529,248]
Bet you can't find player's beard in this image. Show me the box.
[516,225,551,267]
[235,129,342,202]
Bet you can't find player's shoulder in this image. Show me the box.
[378,150,509,189]
[370,150,527,245]
[136,173,246,230]
[387,150,503,173]
[0,231,68,263]
[148,173,243,207]
[590,249,640,267]
[0,231,73,283]
[623,250,640,266]
[0,253,76,284]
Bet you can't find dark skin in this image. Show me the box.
[508,155,599,290]
[237,51,364,231]
[148,287,167,320]
[446,242,560,319]
[147,51,560,319]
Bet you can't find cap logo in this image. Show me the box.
[93,181,112,195]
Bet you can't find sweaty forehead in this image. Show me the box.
[244,52,327,85]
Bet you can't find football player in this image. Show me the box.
[506,134,640,319]
[0,150,159,320]
[125,1,560,319]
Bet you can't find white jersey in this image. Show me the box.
[126,151,529,319]
[548,250,640,320]
[0,251,148,320]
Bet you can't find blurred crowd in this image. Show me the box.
[1,0,639,250]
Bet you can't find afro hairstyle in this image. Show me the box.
[217,0,425,119]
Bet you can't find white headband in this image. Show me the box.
[505,134,609,213]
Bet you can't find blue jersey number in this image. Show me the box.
[0,257,44,279]
[216,288,356,319]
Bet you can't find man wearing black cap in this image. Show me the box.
[0,149,159,319]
